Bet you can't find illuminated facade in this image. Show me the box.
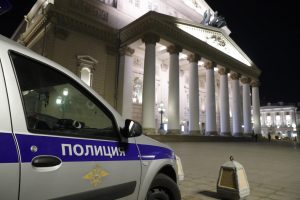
[260,103,298,139]
[14,0,262,136]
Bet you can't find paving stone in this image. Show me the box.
[166,141,300,200]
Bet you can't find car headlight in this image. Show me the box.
[175,155,184,181]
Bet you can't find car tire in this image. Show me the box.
[146,173,181,200]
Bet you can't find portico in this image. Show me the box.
[118,11,261,136]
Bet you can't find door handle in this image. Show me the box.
[32,155,62,168]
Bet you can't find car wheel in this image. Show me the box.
[146,173,181,200]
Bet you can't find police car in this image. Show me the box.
[0,34,183,200]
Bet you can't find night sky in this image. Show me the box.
[1,0,299,105]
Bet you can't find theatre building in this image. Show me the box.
[13,0,262,136]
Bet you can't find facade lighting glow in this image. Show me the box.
[286,114,291,127]
[275,115,281,126]
[176,23,251,66]
[266,115,271,127]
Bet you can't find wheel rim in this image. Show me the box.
[147,188,170,200]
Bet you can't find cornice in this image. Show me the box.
[18,4,117,47]
[51,9,117,44]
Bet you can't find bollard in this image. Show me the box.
[217,156,250,200]
[176,155,184,181]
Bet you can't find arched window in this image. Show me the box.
[77,55,98,87]
[80,67,92,86]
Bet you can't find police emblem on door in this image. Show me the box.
[83,165,109,187]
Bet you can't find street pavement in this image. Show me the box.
[166,141,300,200]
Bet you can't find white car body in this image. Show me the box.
[0,34,183,200]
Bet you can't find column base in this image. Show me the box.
[167,129,180,135]
[205,131,218,136]
[143,128,157,135]
[189,130,201,135]
[157,128,167,135]
[220,132,232,136]
[233,132,243,137]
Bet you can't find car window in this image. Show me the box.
[9,51,118,140]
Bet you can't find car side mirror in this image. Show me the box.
[122,119,143,138]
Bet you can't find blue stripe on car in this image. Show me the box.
[0,132,173,163]
[0,132,19,163]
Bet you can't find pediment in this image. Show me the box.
[77,55,98,65]
[176,23,251,66]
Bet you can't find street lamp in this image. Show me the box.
[158,102,166,131]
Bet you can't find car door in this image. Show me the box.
[7,50,141,200]
[0,55,20,200]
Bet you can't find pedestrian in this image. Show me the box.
[268,132,271,143]
[255,133,258,142]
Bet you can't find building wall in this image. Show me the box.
[30,28,118,107]
[260,106,298,138]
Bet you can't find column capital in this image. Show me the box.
[167,45,182,55]
[187,53,200,63]
[142,33,160,44]
[119,46,135,56]
[250,79,261,87]
[218,66,230,75]
[240,76,251,84]
[204,61,217,70]
[230,71,241,80]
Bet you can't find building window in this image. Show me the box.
[266,115,272,127]
[133,77,143,104]
[275,114,281,127]
[77,55,98,87]
[286,114,291,127]
[80,67,92,86]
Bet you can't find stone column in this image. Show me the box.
[230,71,243,136]
[188,54,200,135]
[241,76,252,135]
[142,33,160,134]
[167,45,182,134]
[218,67,231,136]
[118,47,135,119]
[251,80,262,136]
[205,61,217,135]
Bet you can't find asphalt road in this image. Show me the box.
[166,141,300,200]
